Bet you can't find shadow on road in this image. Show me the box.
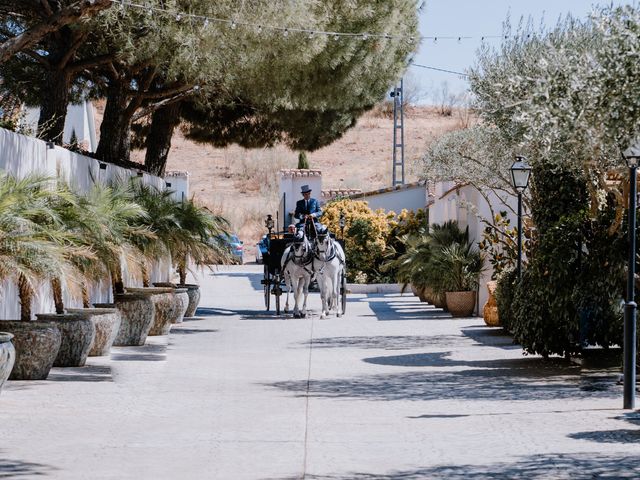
[267,354,620,402]
[306,335,466,350]
[111,342,167,362]
[0,452,57,478]
[47,364,113,382]
[298,452,640,479]
[365,296,452,321]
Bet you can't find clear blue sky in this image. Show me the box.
[409,0,634,103]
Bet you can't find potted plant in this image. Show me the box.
[431,243,484,317]
[0,172,66,379]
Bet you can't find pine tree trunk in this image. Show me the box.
[37,67,71,144]
[51,277,65,314]
[95,79,134,164]
[18,274,32,321]
[144,102,181,176]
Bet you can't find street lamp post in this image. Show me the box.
[510,156,532,280]
[339,211,346,240]
[622,140,639,410]
[265,214,274,235]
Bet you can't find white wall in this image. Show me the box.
[278,170,322,229]
[0,128,187,319]
[24,101,97,152]
[352,184,426,213]
[428,181,517,314]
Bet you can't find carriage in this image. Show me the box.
[261,226,347,316]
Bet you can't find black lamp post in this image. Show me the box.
[510,156,532,280]
[339,211,346,239]
[265,214,274,235]
[622,140,639,410]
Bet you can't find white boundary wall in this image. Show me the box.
[0,128,187,319]
[428,181,517,313]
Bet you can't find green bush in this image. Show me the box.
[494,266,518,333]
[297,151,309,169]
[510,165,624,357]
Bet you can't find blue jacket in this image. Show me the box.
[294,198,322,222]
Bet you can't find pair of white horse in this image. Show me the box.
[281,232,345,319]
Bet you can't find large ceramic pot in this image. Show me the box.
[130,287,176,336]
[177,284,200,318]
[423,286,446,309]
[65,308,121,356]
[0,321,61,380]
[445,291,477,317]
[151,284,189,324]
[483,281,500,327]
[95,291,155,346]
[36,313,96,367]
[0,332,16,393]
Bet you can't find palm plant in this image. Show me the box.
[430,242,484,292]
[173,198,231,284]
[72,181,151,298]
[130,183,231,285]
[0,172,75,320]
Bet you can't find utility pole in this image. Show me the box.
[391,78,405,186]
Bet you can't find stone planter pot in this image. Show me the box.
[0,332,16,393]
[95,291,155,346]
[65,308,121,356]
[151,284,189,324]
[130,287,176,336]
[483,281,500,327]
[445,291,477,317]
[410,284,419,297]
[36,313,96,367]
[178,284,200,318]
[423,286,446,309]
[0,321,61,380]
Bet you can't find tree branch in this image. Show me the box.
[0,0,111,65]
[132,87,198,122]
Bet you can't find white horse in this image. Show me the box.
[313,233,345,318]
[281,234,314,318]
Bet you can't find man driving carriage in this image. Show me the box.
[294,185,326,237]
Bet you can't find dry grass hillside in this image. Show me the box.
[95,104,467,259]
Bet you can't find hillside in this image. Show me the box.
[115,105,466,259]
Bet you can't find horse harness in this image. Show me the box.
[314,236,345,275]
[283,239,314,276]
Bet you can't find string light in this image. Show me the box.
[108,0,509,43]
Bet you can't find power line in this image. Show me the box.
[110,0,506,44]
[409,63,469,78]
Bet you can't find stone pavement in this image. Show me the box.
[1,265,639,479]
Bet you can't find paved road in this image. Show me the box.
[1,265,639,479]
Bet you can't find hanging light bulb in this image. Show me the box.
[203,18,209,28]
[362,33,369,40]
[175,13,182,22]
[457,37,461,43]
[283,28,289,37]
[257,25,263,34]
[308,31,314,39]
[147,7,153,16]
[433,37,438,43]
[334,34,340,41]
[230,21,237,29]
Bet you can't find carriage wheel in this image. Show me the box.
[264,265,271,311]
[340,270,347,314]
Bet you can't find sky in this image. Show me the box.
[409,0,635,104]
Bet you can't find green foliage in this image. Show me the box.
[430,243,484,292]
[478,211,532,279]
[297,151,309,169]
[494,266,518,333]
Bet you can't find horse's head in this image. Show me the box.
[314,232,332,256]
[291,232,311,258]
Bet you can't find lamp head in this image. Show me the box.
[510,155,532,194]
[265,214,274,231]
[339,211,346,229]
[623,137,640,167]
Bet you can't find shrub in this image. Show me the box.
[494,266,518,333]
[322,199,392,283]
[297,151,309,169]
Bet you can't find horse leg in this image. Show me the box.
[335,269,342,317]
[301,274,310,317]
[283,270,291,314]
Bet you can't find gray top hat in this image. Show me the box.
[300,185,312,193]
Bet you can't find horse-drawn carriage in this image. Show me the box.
[261,221,347,317]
